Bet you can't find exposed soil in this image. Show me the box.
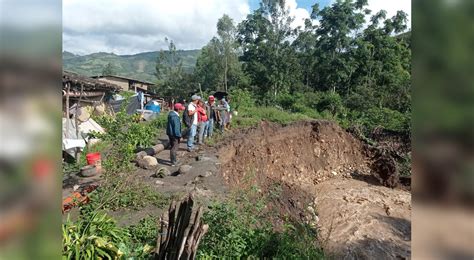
[63,119,411,259]
[218,120,412,259]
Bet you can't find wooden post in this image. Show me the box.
[65,83,70,135]
[155,194,208,260]
[74,84,84,161]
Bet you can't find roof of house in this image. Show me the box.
[63,71,121,92]
[92,75,156,86]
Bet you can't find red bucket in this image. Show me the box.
[86,152,101,166]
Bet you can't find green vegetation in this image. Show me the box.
[62,1,412,258]
[198,182,324,259]
[90,184,171,211]
[102,62,117,76]
[90,102,167,173]
[192,0,411,135]
[127,216,158,248]
[62,211,130,259]
[62,49,200,82]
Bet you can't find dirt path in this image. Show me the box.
[109,139,229,226]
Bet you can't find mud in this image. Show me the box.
[219,120,411,259]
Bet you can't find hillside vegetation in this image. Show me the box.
[63,49,200,82]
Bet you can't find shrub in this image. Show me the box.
[232,105,314,129]
[351,107,410,133]
[91,111,166,173]
[197,201,324,259]
[62,212,130,259]
[127,216,158,246]
[230,88,256,112]
[316,91,345,117]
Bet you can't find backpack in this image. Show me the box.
[182,105,192,127]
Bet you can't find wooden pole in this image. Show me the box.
[154,194,208,260]
[74,84,84,161]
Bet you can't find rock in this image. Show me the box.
[179,165,192,175]
[177,151,187,157]
[332,171,338,176]
[153,167,171,178]
[307,206,316,215]
[136,151,148,161]
[138,156,158,169]
[313,147,321,157]
[152,144,165,154]
[199,171,213,178]
[314,215,319,223]
[73,185,80,191]
[155,180,164,185]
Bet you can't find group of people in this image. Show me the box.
[166,94,231,166]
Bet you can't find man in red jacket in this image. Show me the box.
[197,100,208,145]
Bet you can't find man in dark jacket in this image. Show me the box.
[166,103,184,166]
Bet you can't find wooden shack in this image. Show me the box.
[62,71,121,117]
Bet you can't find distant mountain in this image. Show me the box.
[63,49,200,82]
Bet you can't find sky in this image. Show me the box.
[63,0,411,55]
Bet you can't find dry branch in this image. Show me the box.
[155,194,208,260]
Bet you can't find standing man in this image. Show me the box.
[186,95,200,152]
[197,100,208,145]
[204,95,216,138]
[166,103,184,166]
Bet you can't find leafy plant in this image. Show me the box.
[62,212,130,259]
[127,216,159,247]
[90,100,166,173]
[197,200,324,259]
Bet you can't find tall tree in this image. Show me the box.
[217,14,237,92]
[194,37,223,91]
[155,38,187,97]
[194,14,244,92]
[238,0,301,100]
[102,62,116,76]
[310,0,368,93]
[348,10,411,112]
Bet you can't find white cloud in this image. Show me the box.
[63,0,250,55]
[365,0,411,28]
[325,0,411,29]
[285,0,311,29]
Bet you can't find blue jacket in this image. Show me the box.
[166,111,182,138]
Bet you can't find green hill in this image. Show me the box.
[63,49,200,82]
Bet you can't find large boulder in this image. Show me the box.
[138,155,158,169]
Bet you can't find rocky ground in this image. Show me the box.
[63,120,412,259]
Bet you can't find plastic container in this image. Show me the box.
[86,153,102,173]
[86,152,101,165]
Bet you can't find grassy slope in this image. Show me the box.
[63,49,200,82]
